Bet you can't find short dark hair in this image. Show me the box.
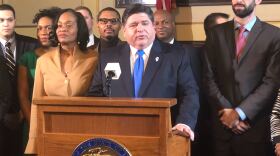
[122,3,154,25]
[75,6,93,19]
[33,7,61,24]
[204,12,229,35]
[53,9,89,51]
[97,7,121,21]
[0,4,15,18]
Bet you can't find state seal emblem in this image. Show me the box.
[72,138,131,156]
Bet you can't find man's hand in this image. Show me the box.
[219,108,239,129]
[171,123,194,141]
[275,143,280,156]
[232,121,251,134]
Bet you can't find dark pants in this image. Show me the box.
[0,120,23,156]
[213,137,274,156]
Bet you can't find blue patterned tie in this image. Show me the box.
[133,50,145,97]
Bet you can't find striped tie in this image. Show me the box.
[4,42,15,77]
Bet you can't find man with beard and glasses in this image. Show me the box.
[203,0,280,155]
[96,7,123,52]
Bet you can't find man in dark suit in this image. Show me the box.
[154,9,210,156]
[0,4,38,156]
[75,6,100,49]
[154,9,202,93]
[0,54,12,154]
[203,0,280,155]
[96,7,123,52]
[87,4,199,139]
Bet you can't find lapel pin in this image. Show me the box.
[155,57,159,62]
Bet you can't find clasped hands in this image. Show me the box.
[219,108,250,134]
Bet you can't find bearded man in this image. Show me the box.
[96,7,123,52]
[202,0,280,155]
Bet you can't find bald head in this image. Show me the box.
[154,10,175,43]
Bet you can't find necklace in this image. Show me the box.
[64,71,69,84]
[60,47,75,85]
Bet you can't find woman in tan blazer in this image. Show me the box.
[25,9,98,154]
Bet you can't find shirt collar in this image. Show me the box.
[0,34,15,47]
[169,38,175,44]
[87,33,94,47]
[234,16,257,32]
[130,42,153,57]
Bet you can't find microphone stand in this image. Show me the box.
[105,71,115,97]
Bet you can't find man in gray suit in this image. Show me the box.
[203,0,280,155]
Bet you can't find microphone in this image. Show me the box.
[104,63,121,97]
[104,63,121,80]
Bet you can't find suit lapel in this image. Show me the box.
[119,44,133,97]
[238,18,262,64]
[138,40,163,97]
[224,21,239,70]
[225,21,236,60]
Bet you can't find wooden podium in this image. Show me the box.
[34,96,190,156]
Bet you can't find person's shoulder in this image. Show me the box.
[21,50,36,57]
[102,42,128,55]
[259,19,280,32]
[15,33,37,42]
[19,50,36,61]
[37,47,57,62]
[82,48,99,59]
[211,20,233,32]
[160,41,185,55]
[256,18,280,40]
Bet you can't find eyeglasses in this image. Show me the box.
[98,18,120,25]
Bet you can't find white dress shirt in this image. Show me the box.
[129,43,153,74]
[87,33,95,47]
[0,36,16,61]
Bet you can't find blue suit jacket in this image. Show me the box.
[87,39,199,129]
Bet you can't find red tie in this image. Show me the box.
[236,26,246,59]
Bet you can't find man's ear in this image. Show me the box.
[122,24,126,33]
[122,25,126,39]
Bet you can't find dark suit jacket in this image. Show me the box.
[98,37,124,53]
[173,40,203,88]
[0,33,38,113]
[173,40,212,137]
[203,18,280,142]
[0,55,12,121]
[87,39,200,129]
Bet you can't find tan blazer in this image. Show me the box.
[25,46,98,154]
